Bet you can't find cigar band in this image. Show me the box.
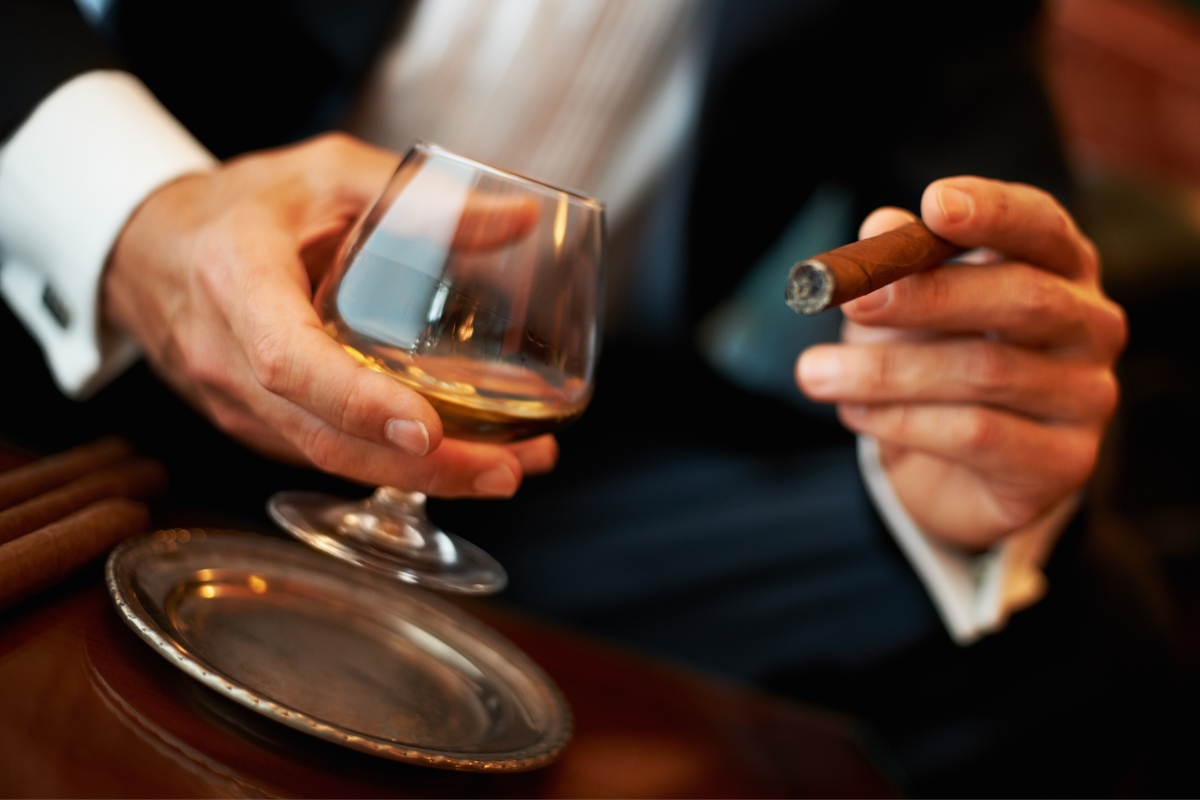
[785,259,834,316]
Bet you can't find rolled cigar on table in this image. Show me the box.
[0,497,149,613]
[0,458,166,546]
[784,221,964,315]
[0,436,133,511]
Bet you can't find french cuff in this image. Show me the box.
[857,435,1079,645]
[0,70,216,399]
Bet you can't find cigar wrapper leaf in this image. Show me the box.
[0,436,133,511]
[0,498,149,613]
[0,457,167,546]
[785,221,964,315]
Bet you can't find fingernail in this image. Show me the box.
[385,419,429,456]
[937,186,974,224]
[474,465,517,496]
[799,349,842,389]
[846,285,890,314]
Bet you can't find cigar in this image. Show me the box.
[0,497,149,613]
[784,221,964,315]
[0,458,166,547]
[0,437,134,511]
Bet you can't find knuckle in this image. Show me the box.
[205,398,266,448]
[1102,299,1130,357]
[427,461,465,496]
[956,408,996,453]
[994,498,1042,533]
[207,400,241,432]
[1093,370,1121,421]
[897,270,950,319]
[193,245,235,299]
[919,271,950,316]
[175,337,206,380]
[1048,206,1072,242]
[183,343,227,389]
[963,341,1011,394]
[297,423,342,472]
[1062,434,1100,487]
[1013,272,1058,319]
[175,334,230,391]
[991,191,1012,227]
[302,133,364,198]
[1079,233,1102,276]
[883,405,918,442]
[250,330,292,394]
[305,132,345,156]
[867,348,897,394]
[336,378,372,433]
[318,131,355,151]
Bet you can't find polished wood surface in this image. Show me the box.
[0,444,896,798]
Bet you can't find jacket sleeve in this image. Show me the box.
[0,0,120,139]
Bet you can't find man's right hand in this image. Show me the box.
[104,133,557,497]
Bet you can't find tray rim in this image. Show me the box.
[105,529,572,772]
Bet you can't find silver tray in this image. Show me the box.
[105,529,572,771]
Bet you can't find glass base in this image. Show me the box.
[266,487,507,595]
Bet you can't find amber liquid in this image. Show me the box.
[334,332,589,444]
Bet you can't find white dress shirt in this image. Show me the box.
[0,0,1068,643]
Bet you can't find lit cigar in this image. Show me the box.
[784,221,963,315]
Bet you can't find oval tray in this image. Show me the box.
[106,530,571,771]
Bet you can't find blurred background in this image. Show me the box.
[1044,0,1200,791]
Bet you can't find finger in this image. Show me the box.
[260,321,449,455]
[858,206,919,240]
[452,193,541,251]
[208,319,531,498]
[838,402,1098,497]
[798,341,1119,423]
[507,435,559,476]
[175,298,447,475]
[304,421,539,498]
[393,438,528,497]
[850,208,924,317]
[840,261,1127,357]
[227,367,531,497]
[872,446,1056,547]
[208,231,448,456]
[920,177,1098,281]
[200,388,309,465]
[841,319,939,345]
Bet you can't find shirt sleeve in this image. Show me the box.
[857,434,1079,644]
[0,70,217,398]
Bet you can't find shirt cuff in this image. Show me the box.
[857,435,1078,645]
[0,70,217,398]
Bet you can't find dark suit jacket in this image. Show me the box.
[0,0,1071,490]
[0,0,406,156]
[3,0,1065,313]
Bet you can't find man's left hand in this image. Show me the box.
[796,176,1127,550]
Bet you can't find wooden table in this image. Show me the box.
[0,447,896,798]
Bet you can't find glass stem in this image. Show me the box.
[338,486,443,561]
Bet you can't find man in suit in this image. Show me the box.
[0,0,1158,793]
